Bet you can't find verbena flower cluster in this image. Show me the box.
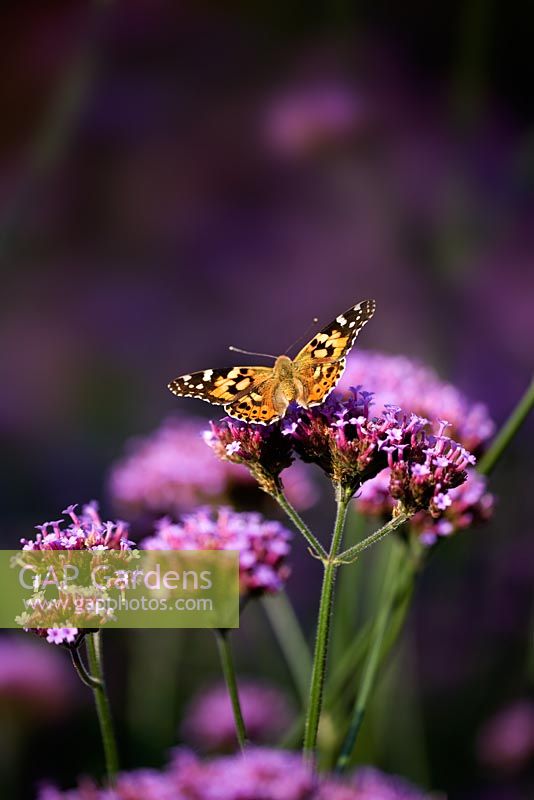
[337,351,496,543]
[339,350,494,453]
[142,508,292,596]
[19,503,134,646]
[204,417,295,496]
[207,389,474,522]
[109,416,316,515]
[181,680,294,751]
[39,747,435,800]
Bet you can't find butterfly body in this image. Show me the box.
[168,300,376,425]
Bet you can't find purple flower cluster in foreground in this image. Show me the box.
[335,351,496,543]
[109,416,316,515]
[0,636,75,719]
[182,680,294,751]
[39,747,436,800]
[282,390,474,512]
[339,351,494,453]
[20,503,133,646]
[21,502,133,553]
[142,508,292,596]
[204,416,295,496]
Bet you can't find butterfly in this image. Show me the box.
[168,299,376,425]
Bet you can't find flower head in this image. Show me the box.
[109,416,315,517]
[204,417,295,497]
[477,700,534,773]
[142,508,291,597]
[19,502,134,645]
[39,748,436,799]
[339,351,494,454]
[282,389,473,509]
[181,680,294,751]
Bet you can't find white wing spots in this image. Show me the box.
[182,374,192,383]
[203,370,213,381]
[336,315,347,326]
[348,321,356,328]
[196,383,204,389]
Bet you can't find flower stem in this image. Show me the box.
[275,490,327,560]
[478,375,534,476]
[335,539,405,772]
[335,511,410,564]
[70,643,103,690]
[215,629,247,750]
[261,591,312,708]
[85,632,119,783]
[303,488,350,759]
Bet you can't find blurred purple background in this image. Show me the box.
[0,2,533,798]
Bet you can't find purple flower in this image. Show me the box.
[339,350,494,454]
[204,417,296,497]
[181,680,294,751]
[0,635,75,719]
[109,416,316,516]
[283,389,473,509]
[19,502,133,645]
[142,508,291,597]
[38,748,436,799]
[263,80,366,158]
[477,700,534,773]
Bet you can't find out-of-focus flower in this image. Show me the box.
[19,502,134,645]
[319,766,434,799]
[204,417,295,497]
[109,416,316,516]
[477,700,534,773]
[339,351,494,454]
[0,636,75,719]
[142,508,291,597]
[282,390,473,509]
[39,748,436,799]
[181,680,294,751]
[263,81,366,158]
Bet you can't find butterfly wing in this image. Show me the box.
[168,366,273,406]
[224,377,282,424]
[294,299,376,406]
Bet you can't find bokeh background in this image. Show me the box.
[1,2,533,798]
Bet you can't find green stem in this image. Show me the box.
[336,511,410,564]
[261,591,312,708]
[215,629,247,750]
[275,491,327,560]
[86,632,119,783]
[335,540,405,772]
[303,487,350,759]
[478,375,534,476]
[70,644,103,690]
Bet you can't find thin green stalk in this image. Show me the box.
[274,491,327,560]
[478,375,534,476]
[70,644,103,690]
[335,541,405,772]
[261,591,312,708]
[303,487,350,759]
[215,629,247,750]
[86,632,119,783]
[336,511,410,564]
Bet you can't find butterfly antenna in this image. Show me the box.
[228,346,277,361]
[284,317,319,355]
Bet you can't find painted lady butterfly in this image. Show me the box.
[168,299,376,424]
